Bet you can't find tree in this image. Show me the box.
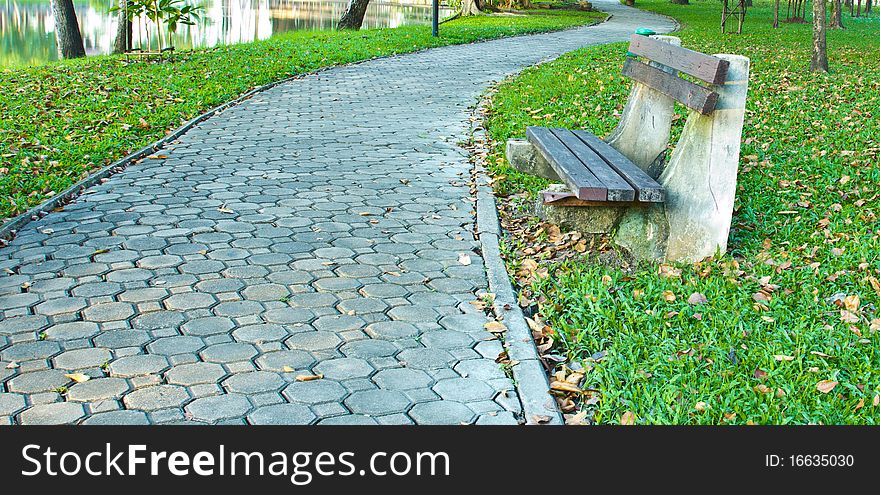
[773,0,780,27]
[830,0,844,28]
[337,0,371,30]
[462,0,486,15]
[52,0,86,59]
[670,0,689,5]
[113,0,132,54]
[810,0,829,72]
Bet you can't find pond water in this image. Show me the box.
[1,0,454,66]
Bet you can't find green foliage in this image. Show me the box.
[486,0,880,424]
[0,9,605,221]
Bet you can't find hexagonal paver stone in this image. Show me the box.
[339,340,399,359]
[454,359,507,381]
[0,315,48,335]
[432,378,495,403]
[180,260,226,275]
[164,292,217,311]
[108,355,170,378]
[44,321,100,340]
[282,380,348,405]
[82,410,151,425]
[365,321,420,340]
[263,307,314,325]
[83,302,135,323]
[137,255,183,270]
[439,314,488,333]
[54,348,112,370]
[254,350,316,372]
[200,343,258,363]
[67,378,129,402]
[0,393,27,416]
[476,412,519,425]
[313,358,374,380]
[223,371,285,394]
[19,402,86,425]
[247,404,316,425]
[93,330,151,349]
[232,323,289,343]
[147,336,206,356]
[213,300,265,318]
[35,297,87,317]
[372,368,433,391]
[420,330,476,350]
[312,315,366,332]
[241,284,289,302]
[123,385,190,411]
[8,369,71,393]
[185,393,252,422]
[166,362,227,386]
[2,341,61,362]
[181,316,236,336]
[387,306,439,323]
[397,348,455,370]
[344,390,410,416]
[132,311,187,330]
[285,331,342,352]
[408,401,475,425]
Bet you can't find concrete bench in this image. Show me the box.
[506,34,750,262]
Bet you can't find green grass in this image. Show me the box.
[0,8,605,223]
[485,0,880,424]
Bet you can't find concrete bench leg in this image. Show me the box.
[659,54,750,262]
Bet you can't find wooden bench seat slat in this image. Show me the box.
[628,34,729,85]
[622,58,719,115]
[549,128,635,202]
[572,130,665,203]
[525,127,608,201]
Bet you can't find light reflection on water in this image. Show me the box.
[1,0,453,66]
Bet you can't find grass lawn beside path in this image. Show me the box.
[0,8,606,223]
[484,0,880,424]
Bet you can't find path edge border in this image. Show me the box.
[0,15,614,244]
[469,97,563,426]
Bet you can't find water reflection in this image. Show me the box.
[1,0,453,66]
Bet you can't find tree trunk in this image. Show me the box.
[337,0,371,30]
[811,0,829,72]
[112,0,132,54]
[866,0,871,13]
[774,0,780,26]
[830,0,844,27]
[461,0,484,15]
[52,0,86,59]
[670,0,689,4]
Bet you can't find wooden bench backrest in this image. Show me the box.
[623,35,730,115]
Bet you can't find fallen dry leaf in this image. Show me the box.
[484,321,507,334]
[620,411,636,425]
[64,373,90,383]
[662,290,676,302]
[816,380,838,394]
[295,374,323,382]
[687,292,708,305]
[458,253,472,266]
[774,354,795,361]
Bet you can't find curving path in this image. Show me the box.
[0,1,674,425]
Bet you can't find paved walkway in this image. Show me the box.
[0,2,674,425]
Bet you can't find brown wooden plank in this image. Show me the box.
[526,127,607,201]
[572,130,665,203]
[550,128,635,202]
[622,58,719,115]
[628,34,729,84]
